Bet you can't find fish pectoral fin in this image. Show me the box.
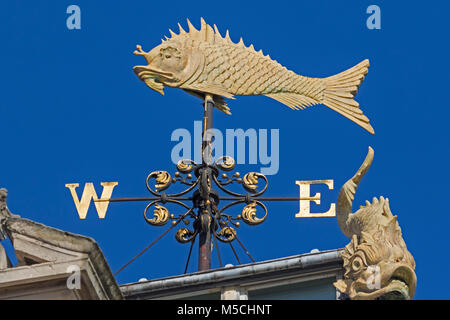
[264,93,319,111]
[213,95,231,115]
[183,84,235,100]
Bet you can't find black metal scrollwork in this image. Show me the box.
[143,155,269,245]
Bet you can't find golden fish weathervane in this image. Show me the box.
[133,18,374,134]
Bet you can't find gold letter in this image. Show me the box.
[295,180,335,218]
[65,182,118,219]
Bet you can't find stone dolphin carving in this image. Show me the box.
[334,147,417,300]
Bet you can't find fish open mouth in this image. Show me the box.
[143,77,165,96]
[356,265,416,300]
[375,266,416,300]
[336,264,416,300]
[133,65,172,96]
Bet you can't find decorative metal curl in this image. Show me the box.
[146,171,171,194]
[176,159,196,173]
[215,226,236,243]
[213,173,268,198]
[242,172,265,194]
[144,203,170,226]
[143,156,269,250]
[241,201,267,225]
[176,228,197,243]
[144,199,195,226]
[215,156,235,171]
[146,169,198,197]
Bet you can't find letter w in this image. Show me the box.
[65,182,118,219]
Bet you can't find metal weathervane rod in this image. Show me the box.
[198,93,214,271]
[96,94,322,274]
[95,94,320,275]
[96,93,322,275]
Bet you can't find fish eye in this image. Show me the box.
[352,257,363,271]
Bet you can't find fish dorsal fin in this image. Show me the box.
[167,18,264,55]
[178,23,186,35]
[200,17,207,33]
[187,18,198,33]
[199,17,214,43]
[213,24,224,44]
[225,30,232,44]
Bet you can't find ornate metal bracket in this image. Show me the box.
[143,156,268,245]
[103,97,321,274]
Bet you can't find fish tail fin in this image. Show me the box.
[322,59,374,134]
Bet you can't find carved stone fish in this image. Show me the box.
[133,18,374,134]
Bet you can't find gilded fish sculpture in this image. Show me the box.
[133,18,374,134]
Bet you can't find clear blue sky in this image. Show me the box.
[1,1,449,299]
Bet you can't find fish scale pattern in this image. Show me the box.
[193,42,321,100]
